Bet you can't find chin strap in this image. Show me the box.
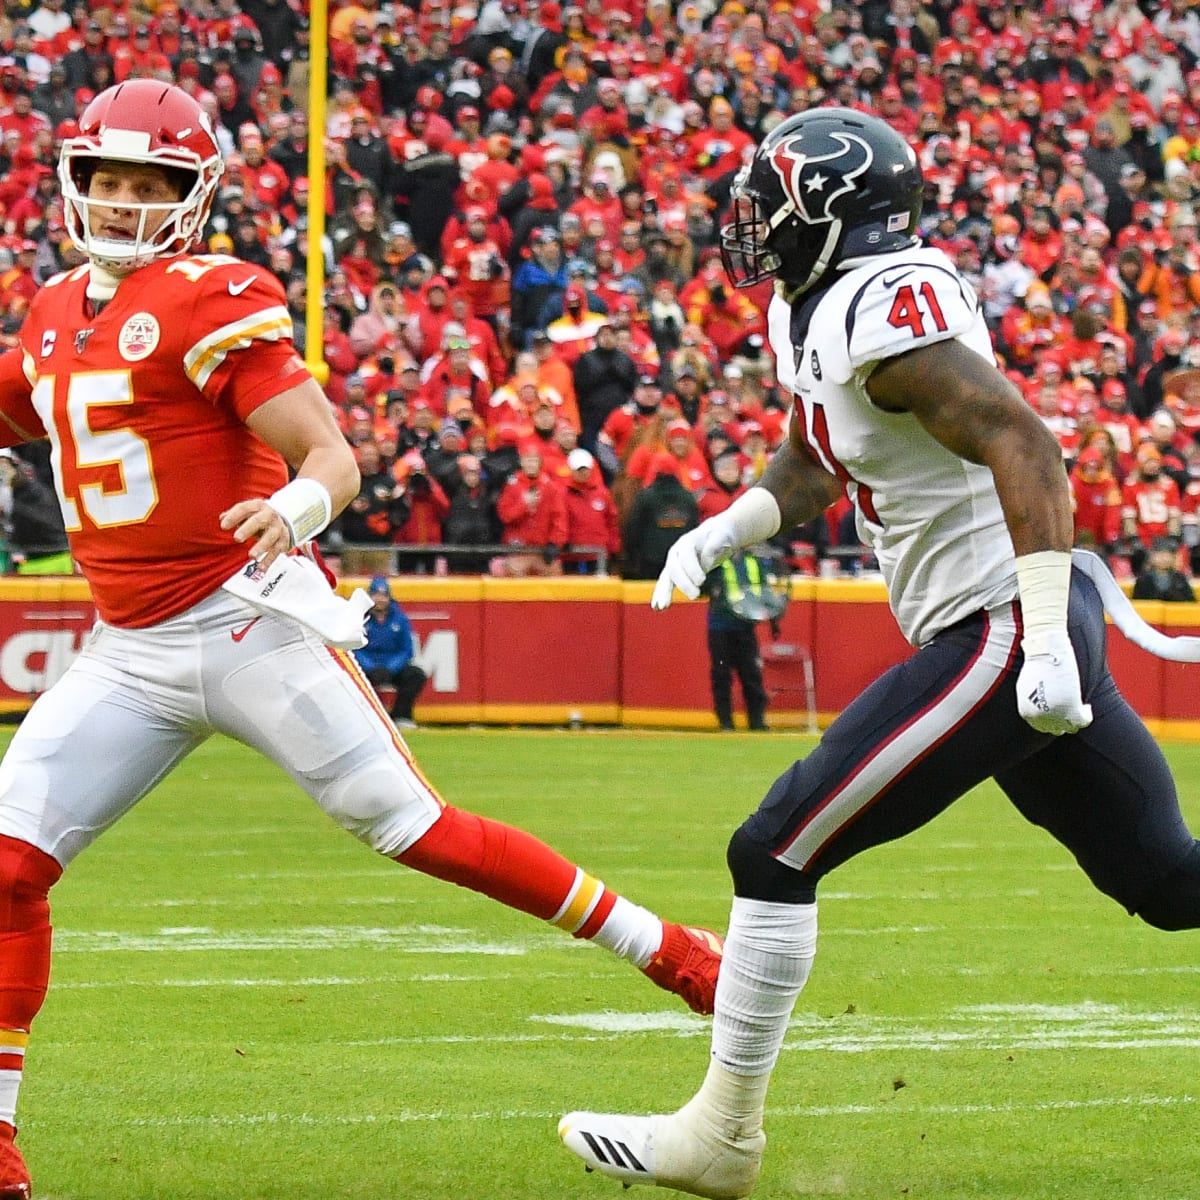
[85,263,122,304]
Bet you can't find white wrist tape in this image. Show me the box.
[1015,550,1072,653]
[266,478,332,547]
[723,487,783,547]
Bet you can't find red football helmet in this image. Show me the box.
[58,80,224,273]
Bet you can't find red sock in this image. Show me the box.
[0,835,61,1137]
[397,806,618,935]
[0,837,60,1031]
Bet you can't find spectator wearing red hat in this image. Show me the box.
[444,290,509,393]
[1070,446,1123,555]
[251,61,289,120]
[1023,25,1090,113]
[579,77,628,140]
[876,84,918,139]
[627,416,713,490]
[444,104,487,176]
[545,284,609,364]
[392,447,453,567]
[408,274,453,362]
[440,194,512,267]
[1093,366,1135,434]
[443,208,510,327]
[0,242,38,311]
[590,239,625,311]
[210,68,259,139]
[495,439,569,576]
[1122,441,1183,568]
[502,172,562,267]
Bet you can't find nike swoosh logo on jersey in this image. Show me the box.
[881,270,914,288]
[230,616,262,642]
[228,278,255,296]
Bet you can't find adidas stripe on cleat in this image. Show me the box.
[559,1108,763,1199]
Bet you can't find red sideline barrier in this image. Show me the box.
[0,577,1196,739]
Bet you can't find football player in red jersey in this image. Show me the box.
[0,81,722,1199]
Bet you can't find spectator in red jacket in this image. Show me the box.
[562,449,622,574]
[392,447,452,571]
[495,440,569,576]
[1070,446,1124,555]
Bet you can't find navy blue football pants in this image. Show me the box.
[731,568,1200,929]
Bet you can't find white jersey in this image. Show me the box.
[769,245,1017,646]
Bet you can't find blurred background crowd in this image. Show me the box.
[0,0,1199,595]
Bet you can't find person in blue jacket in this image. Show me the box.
[354,577,429,729]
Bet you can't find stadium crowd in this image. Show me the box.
[1,0,1200,589]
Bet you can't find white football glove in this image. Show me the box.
[1016,629,1093,735]
[651,514,739,610]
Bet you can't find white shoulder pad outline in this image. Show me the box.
[835,261,979,383]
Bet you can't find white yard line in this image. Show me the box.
[77,1092,1196,1132]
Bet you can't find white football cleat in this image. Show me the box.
[558,1108,764,1199]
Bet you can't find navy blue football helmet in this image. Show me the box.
[720,106,923,297]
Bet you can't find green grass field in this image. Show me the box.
[13,726,1200,1200]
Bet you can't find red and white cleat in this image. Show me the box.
[641,924,724,1015]
[0,1123,30,1200]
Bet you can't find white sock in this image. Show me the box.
[591,896,664,968]
[712,897,818,1076]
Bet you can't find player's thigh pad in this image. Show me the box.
[0,636,203,865]
[203,602,443,856]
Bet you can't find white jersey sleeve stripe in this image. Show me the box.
[184,306,293,390]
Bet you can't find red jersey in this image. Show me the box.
[496,469,568,547]
[1122,475,1182,547]
[6,255,306,628]
[1070,470,1122,547]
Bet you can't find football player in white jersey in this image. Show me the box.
[560,107,1200,1198]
